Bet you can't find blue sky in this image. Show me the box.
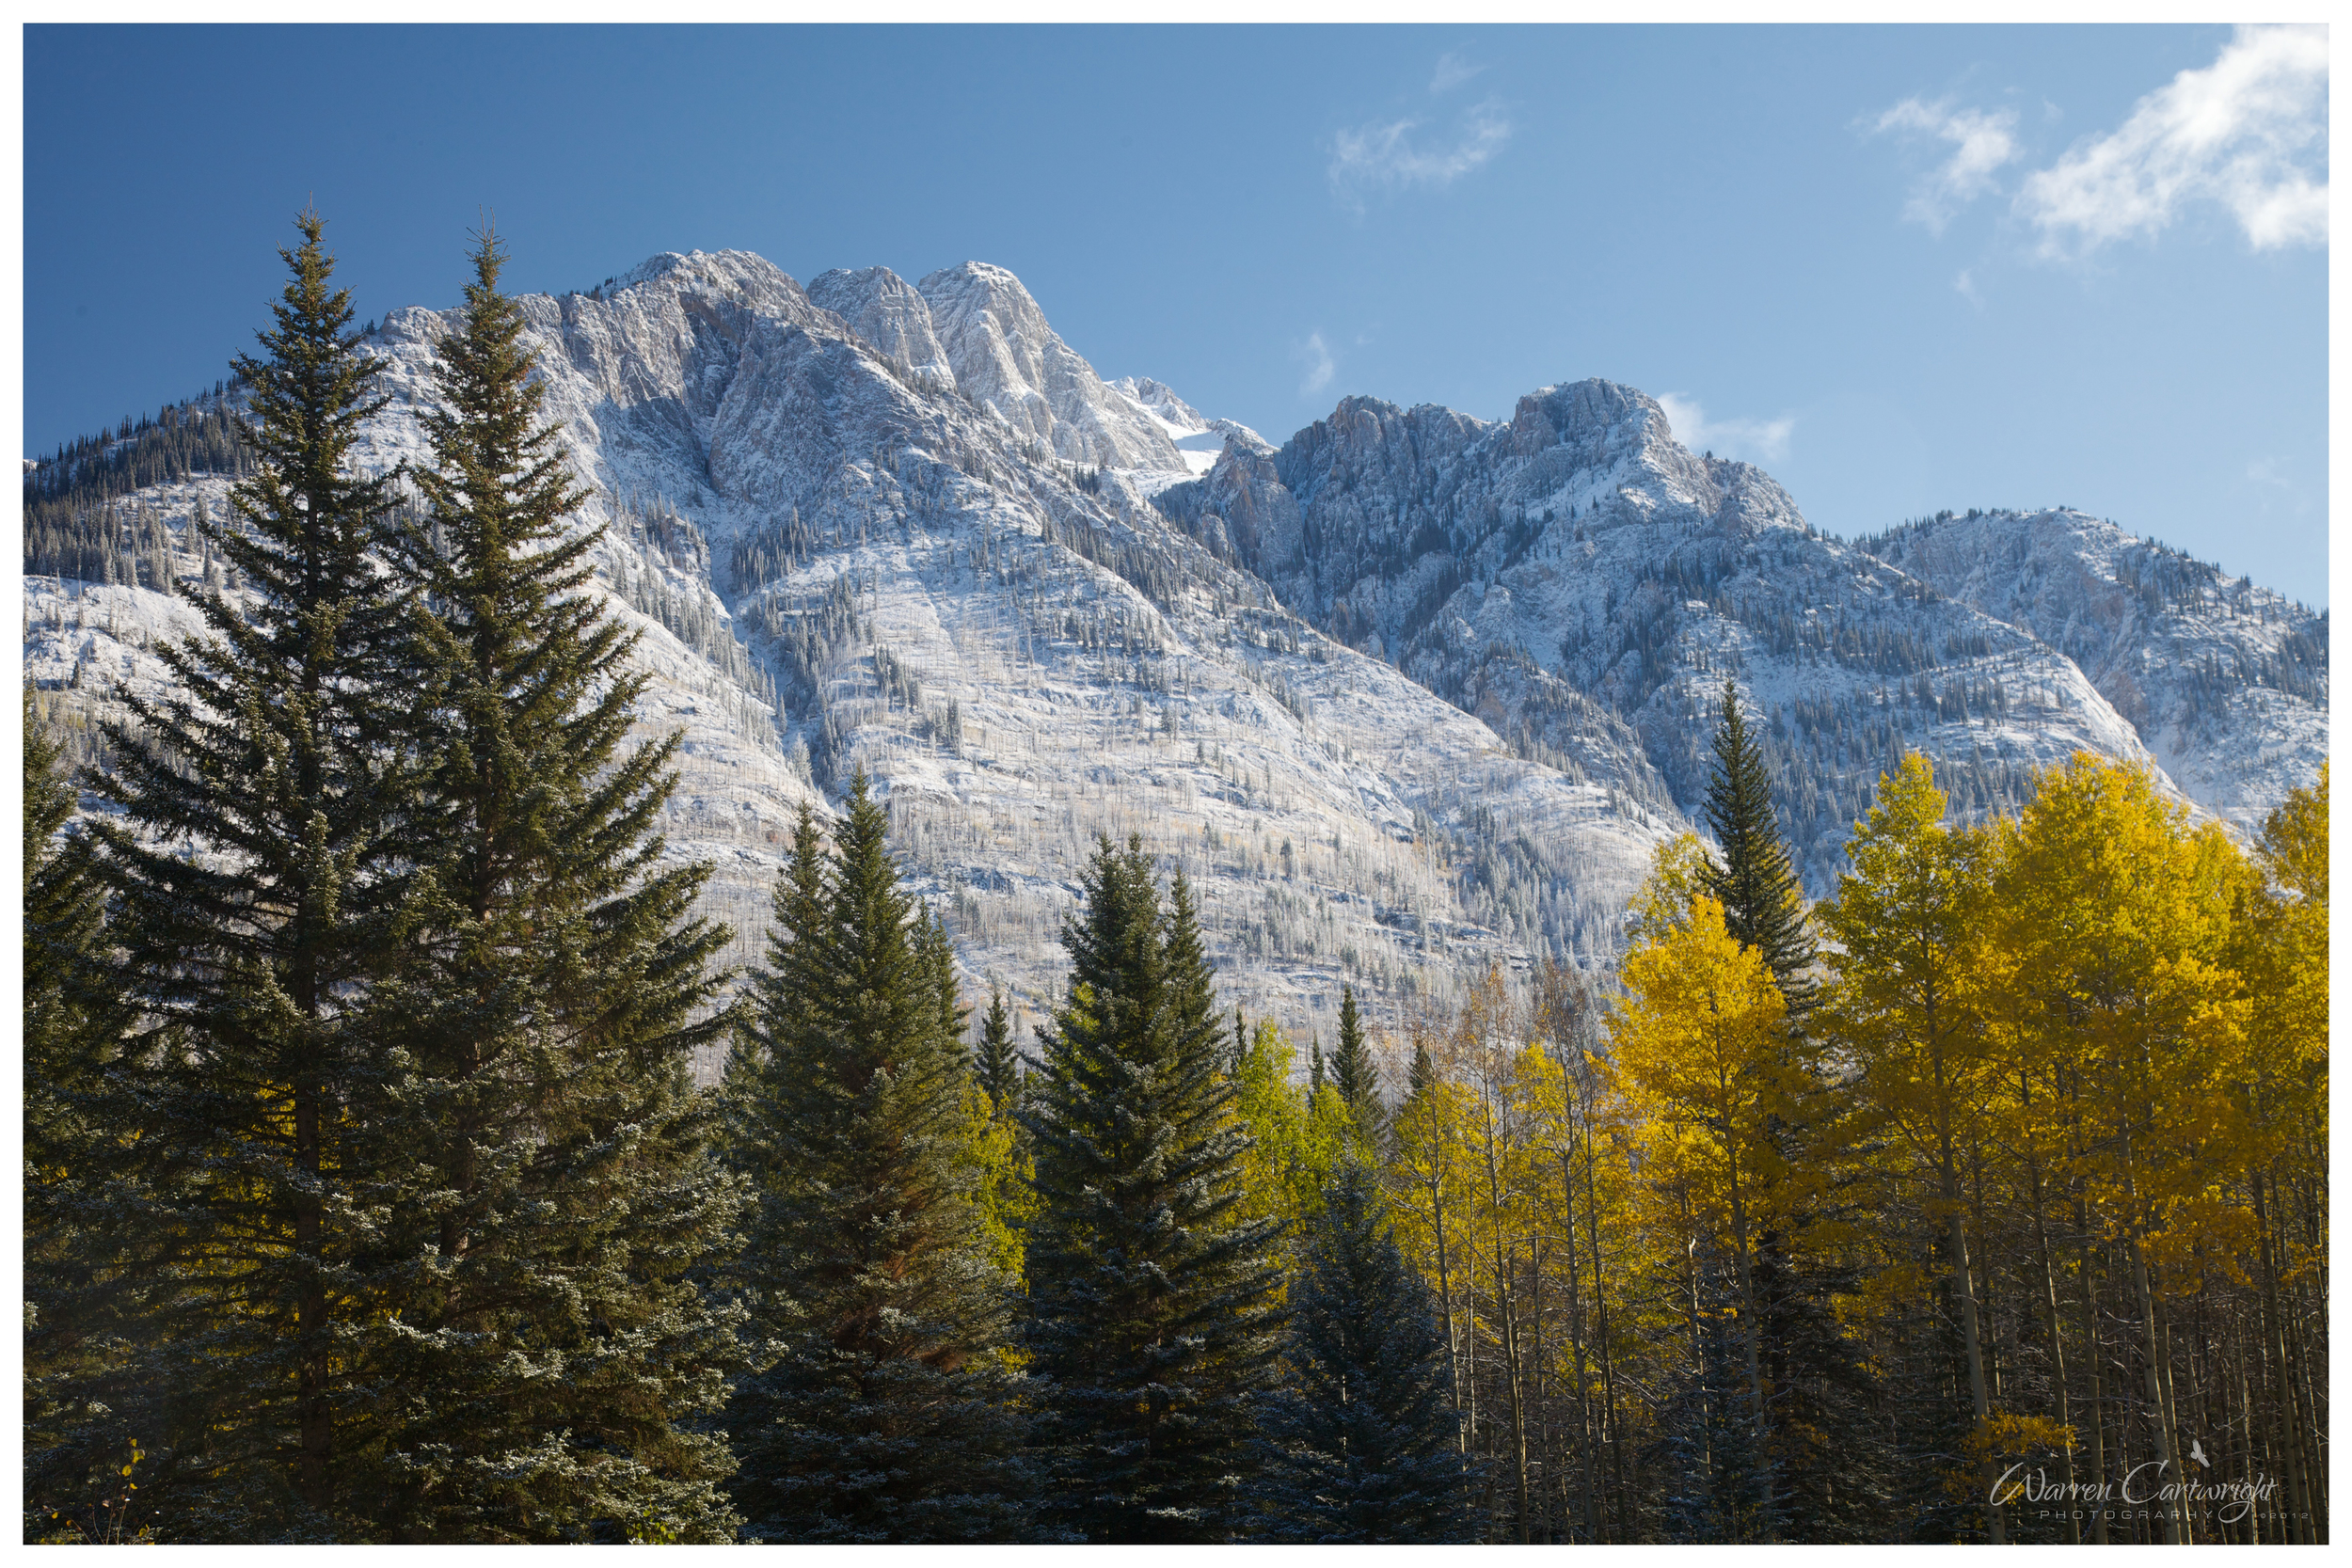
[24,24,2328,603]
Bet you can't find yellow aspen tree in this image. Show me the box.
[1512,1039,1615,1535]
[2229,764,2328,1542]
[965,1079,1037,1294]
[1607,895,1802,1504]
[1818,752,2010,1541]
[1627,830,1712,948]
[1452,964,1539,1539]
[1969,811,2093,1537]
[1230,1019,1336,1248]
[1996,755,2253,1545]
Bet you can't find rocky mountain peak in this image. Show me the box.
[806,265,957,389]
[1507,377,1666,467]
[24,245,2325,1064]
[914,261,1184,470]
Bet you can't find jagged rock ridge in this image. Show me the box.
[24,251,2325,1069]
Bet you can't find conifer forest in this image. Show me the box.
[22,215,2329,1545]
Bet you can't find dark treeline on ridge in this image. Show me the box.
[21,213,2330,1545]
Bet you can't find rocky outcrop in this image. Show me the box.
[1159,378,2217,885]
[807,266,957,389]
[1862,508,2328,831]
[915,261,1185,470]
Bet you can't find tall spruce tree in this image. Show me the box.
[916,905,972,1067]
[721,772,1033,1542]
[1694,680,1879,1541]
[1249,1157,1474,1542]
[23,690,138,1532]
[72,210,422,1539]
[1024,835,1286,1542]
[1329,984,1379,1128]
[1699,678,1816,1013]
[1652,1244,1772,1543]
[976,988,1021,1112]
[361,227,748,1542]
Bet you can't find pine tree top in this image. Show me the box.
[1700,677,1817,1010]
[1330,983,1379,1120]
[977,986,1021,1112]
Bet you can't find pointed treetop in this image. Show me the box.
[1329,983,1379,1117]
[1700,676,1816,1010]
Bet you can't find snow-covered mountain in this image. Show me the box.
[26,253,1676,1064]
[1856,507,2327,834]
[1153,381,2255,886]
[24,249,2326,1067]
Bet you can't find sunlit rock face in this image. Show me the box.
[26,249,2322,1076]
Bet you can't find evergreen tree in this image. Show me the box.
[1699,678,1815,1013]
[976,987,1021,1112]
[721,773,1033,1542]
[916,905,972,1066]
[1250,1158,1474,1542]
[1692,681,1878,1541]
[1648,1244,1772,1543]
[72,210,423,1539]
[1329,984,1380,1129]
[360,227,748,1542]
[1024,835,1286,1542]
[23,689,137,1534]
[1748,1242,1894,1540]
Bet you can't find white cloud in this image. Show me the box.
[1431,52,1484,93]
[1954,268,1984,309]
[1656,393,1795,465]
[1297,332,1336,399]
[2017,24,2328,256]
[1328,98,1511,208]
[1871,95,2021,233]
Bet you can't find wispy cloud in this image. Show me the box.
[1656,393,1795,466]
[1954,269,1985,310]
[2017,24,2328,257]
[1328,98,1511,210]
[2245,456,2311,515]
[1870,96,2021,233]
[1296,332,1336,399]
[1431,52,1484,93]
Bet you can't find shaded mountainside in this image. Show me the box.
[1156,381,2201,888]
[24,250,2326,1057]
[1858,507,2327,833]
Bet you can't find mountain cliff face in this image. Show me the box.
[24,249,2327,1063]
[26,253,1677,1059]
[1858,507,2327,833]
[1157,381,2193,885]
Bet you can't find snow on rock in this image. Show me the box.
[1158,377,2259,889]
[915,262,1186,471]
[1859,508,2327,833]
[27,251,2323,1073]
[807,266,959,391]
[29,251,1683,1072]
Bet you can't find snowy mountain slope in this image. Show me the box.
[914,261,1189,472]
[1158,381,2200,887]
[807,266,959,389]
[22,502,813,1081]
[28,251,2324,1062]
[1107,375,1271,480]
[26,251,1678,1065]
[1856,508,2327,832]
